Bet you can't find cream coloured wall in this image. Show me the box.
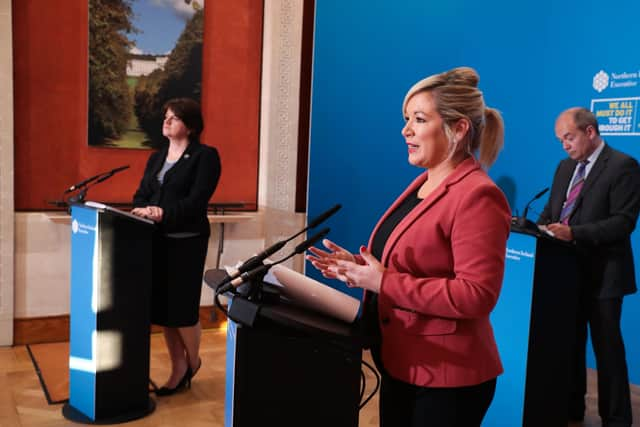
[13,212,273,317]
[258,0,307,260]
[0,0,15,345]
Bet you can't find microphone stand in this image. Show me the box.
[514,187,549,234]
[62,167,130,213]
[55,175,105,212]
[64,178,98,212]
[213,204,341,290]
[66,187,88,206]
[218,227,330,327]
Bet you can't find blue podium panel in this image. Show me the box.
[483,230,578,426]
[69,206,100,418]
[65,203,155,424]
[485,232,536,426]
[224,319,239,427]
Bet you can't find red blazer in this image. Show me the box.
[367,157,511,387]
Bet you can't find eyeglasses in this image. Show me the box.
[164,115,182,123]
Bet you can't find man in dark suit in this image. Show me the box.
[538,107,640,427]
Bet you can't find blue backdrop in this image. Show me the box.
[307,0,640,386]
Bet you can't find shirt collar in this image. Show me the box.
[586,140,605,164]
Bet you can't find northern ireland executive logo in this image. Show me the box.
[593,70,609,93]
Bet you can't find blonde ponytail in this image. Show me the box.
[478,107,504,168]
[403,67,504,169]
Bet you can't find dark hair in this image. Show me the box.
[163,97,204,143]
[571,107,600,136]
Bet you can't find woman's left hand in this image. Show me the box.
[146,205,163,222]
[133,205,163,222]
[330,246,385,293]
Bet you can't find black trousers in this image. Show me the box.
[569,297,632,427]
[379,373,496,427]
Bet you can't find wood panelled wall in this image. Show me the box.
[12,0,262,210]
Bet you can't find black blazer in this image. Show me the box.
[538,144,640,298]
[133,142,221,236]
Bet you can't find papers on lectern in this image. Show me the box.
[270,265,360,323]
[84,201,154,225]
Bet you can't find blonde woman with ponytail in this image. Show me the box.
[307,67,511,426]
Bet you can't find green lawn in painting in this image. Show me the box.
[100,76,154,149]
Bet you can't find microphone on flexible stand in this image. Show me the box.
[64,165,131,207]
[213,204,341,289]
[305,204,342,230]
[94,165,130,185]
[65,175,99,194]
[67,188,89,205]
[515,187,549,231]
[64,165,130,194]
[220,227,331,327]
[217,227,331,295]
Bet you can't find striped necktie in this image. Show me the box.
[560,161,589,225]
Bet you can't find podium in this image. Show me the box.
[484,225,579,426]
[204,271,364,427]
[63,202,156,423]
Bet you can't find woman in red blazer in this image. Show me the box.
[308,67,511,426]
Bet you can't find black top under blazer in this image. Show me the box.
[133,142,221,235]
[538,144,640,298]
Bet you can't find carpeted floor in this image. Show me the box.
[26,341,69,404]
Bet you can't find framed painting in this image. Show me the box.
[88,0,205,149]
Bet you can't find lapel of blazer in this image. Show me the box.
[162,142,199,183]
[371,157,481,266]
[570,144,610,219]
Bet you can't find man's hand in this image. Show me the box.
[546,222,574,241]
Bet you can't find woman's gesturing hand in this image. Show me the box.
[306,241,384,293]
[305,239,360,279]
[331,246,384,293]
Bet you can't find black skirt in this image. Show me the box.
[151,233,209,327]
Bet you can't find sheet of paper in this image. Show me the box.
[271,264,360,323]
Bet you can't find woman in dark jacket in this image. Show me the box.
[132,98,221,396]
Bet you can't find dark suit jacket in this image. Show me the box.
[538,144,640,298]
[133,142,221,236]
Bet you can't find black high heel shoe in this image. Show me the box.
[155,365,193,397]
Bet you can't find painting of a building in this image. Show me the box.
[127,53,168,77]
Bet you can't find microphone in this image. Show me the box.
[214,205,341,288]
[235,240,287,274]
[64,165,130,193]
[64,174,100,194]
[94,165,130,184]
[307,204,341,229]
[226,264,271,290]
[517,187,549,230]
[283,204,341,243]
[216,227,331,294]
[293,227,330,254]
